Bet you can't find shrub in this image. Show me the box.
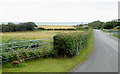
[67,28,75,30]
[53,29,92,57]
[113,26,120,31]
[54,28,63,30]
[37,27,46,30]
[46,29,54,30]
[2,62,27,68]
[102,21,118,29]
[76,27,88,31]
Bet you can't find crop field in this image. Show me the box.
[2,30,83,43]
[37,25,75,29]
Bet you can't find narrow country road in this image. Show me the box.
[71,29,118,72]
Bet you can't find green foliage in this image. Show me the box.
[76,27,88,31]
[14,63,27,67]
[46,29,54,30]
[53,29,92,57]
[2,31,94,72]
[102,21,119,29]
[2,22,37,32]
[77,24,84,27]
[2,42,53,63]
[37,27,46,30]
[113,26,120,31]
[2,62,13,68]
[3,62,27,68]
[45,28,76,30]
[88,20,104,29]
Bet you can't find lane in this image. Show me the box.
[71,29,118,72]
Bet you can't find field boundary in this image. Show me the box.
[1,38,53,62]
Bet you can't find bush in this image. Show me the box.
[37,27,46,30]
[3,62,27,68]
[2,22,37,32]
[46,29,54,30]
[113,26,120,30]
[102,21,118,29]
[67,28,75,30]
[88,20,104,29]
[53,29,92,57]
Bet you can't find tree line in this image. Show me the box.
[0,20,119,32]
[76,20,119,29]
[88,20,119,29]
[0,22,37,32]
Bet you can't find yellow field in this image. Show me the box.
[2,30,83,42]
[37,25,75,29]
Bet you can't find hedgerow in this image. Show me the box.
[53,28,92,57]
[37,28,77,30]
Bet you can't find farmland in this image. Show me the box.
[2,30,83,43]
[1,25,82,42]
[1,24,94,72]
[2,29,94,72]
[37,25,75,29]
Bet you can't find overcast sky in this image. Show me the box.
[0,0,119,22]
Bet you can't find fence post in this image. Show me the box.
[11,42,13,53]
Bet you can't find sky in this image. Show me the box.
[0,0,119,22]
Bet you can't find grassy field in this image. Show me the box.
[37,25,75,29]
[2,30,83,43]
[2,30,94,72]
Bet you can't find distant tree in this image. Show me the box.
[102,21,119,29]
[77,24,84,27]
[88,20,104,29]
[26,22,38,30]
[2,22,38,32]
[79,24,84,27]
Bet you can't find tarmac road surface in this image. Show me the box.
[71,29,118,72]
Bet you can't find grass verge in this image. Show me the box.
[112,34,120,39]
[102,30,110,33]
[2,30,94,72]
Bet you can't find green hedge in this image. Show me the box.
[37,27,46,30]
[53,29,92,57]
[76,27,88,31]
[37,28,77,30]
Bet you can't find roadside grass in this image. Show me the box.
[2,30,94,72]
[112,34,120,39]
[102,30,110,33]
[102,30,120,39]
[0,69,1,74]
